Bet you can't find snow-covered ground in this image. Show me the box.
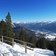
[0,42,54,56]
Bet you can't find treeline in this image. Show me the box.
[0,12,14,38]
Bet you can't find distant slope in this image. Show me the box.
[14,21,56,33]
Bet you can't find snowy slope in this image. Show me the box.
[0,42,54,56]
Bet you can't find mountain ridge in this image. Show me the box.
[14,21,56,33]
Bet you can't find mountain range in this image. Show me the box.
[14,21,56,33]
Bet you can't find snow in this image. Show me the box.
[0,41,54,56]
[34,48,54,56]
[35,31,56,41]
[45,34,56,40]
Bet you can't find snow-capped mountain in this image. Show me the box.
[14,21,56,33]
[0,41,54,56]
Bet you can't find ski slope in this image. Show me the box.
[0,42,54,56]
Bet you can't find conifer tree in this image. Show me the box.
[0,19,6,36]
[5,12,14,38]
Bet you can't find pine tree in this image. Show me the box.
[5,12,12,27]
[5,12,14,38]
[36,34,47,49]
[0,19,6,36]
[19,28,28,41]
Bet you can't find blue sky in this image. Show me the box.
[0,0,56,23]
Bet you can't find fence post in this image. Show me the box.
[2,36,3,42]
[12,38,14,47]
[25,42,27,53]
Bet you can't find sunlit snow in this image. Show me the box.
[0,42,54,56]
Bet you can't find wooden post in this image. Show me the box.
[25,42,27,53]
[2,36,3,42]
[12,38,14,47]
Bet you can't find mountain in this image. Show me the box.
[14,21,56,33]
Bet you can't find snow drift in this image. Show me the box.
[0,42,54,56]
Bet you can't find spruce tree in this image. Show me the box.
[0,20,6,36]
[19,28,28,41]
[5,12,14,38]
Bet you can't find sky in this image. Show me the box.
[0,0,56,23]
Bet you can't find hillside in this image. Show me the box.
[14,21,56,33]
[0,41,54,56]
